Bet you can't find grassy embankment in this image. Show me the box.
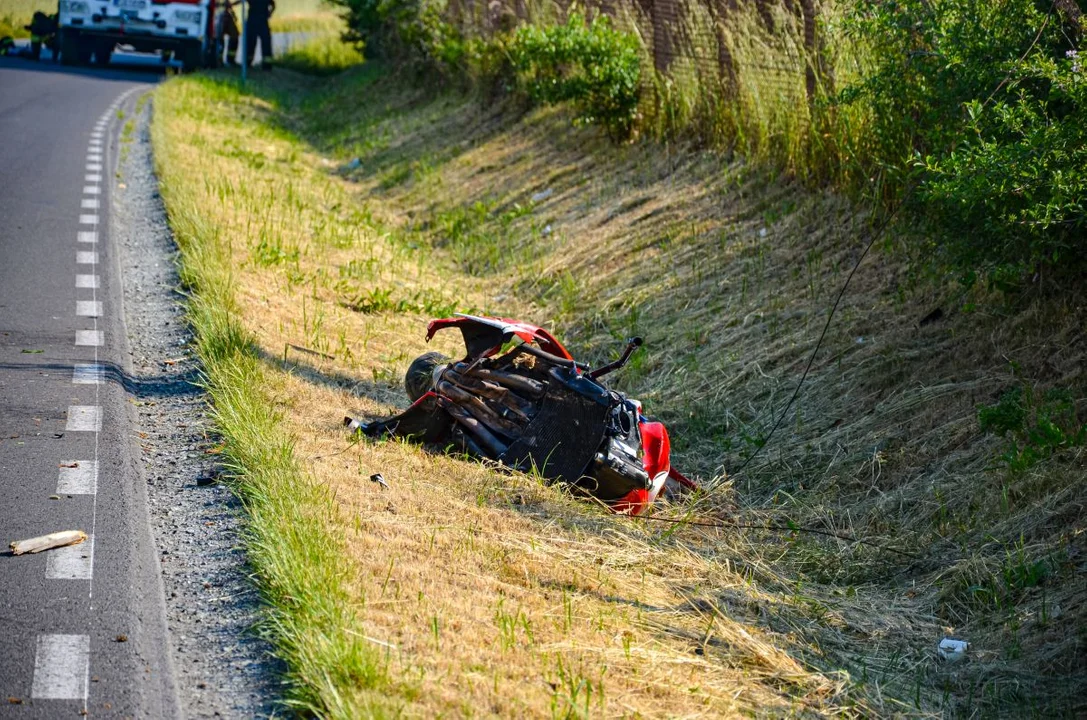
[270,0,362,74]
[153,55,1085,718]
[0,0,51,38]
[271,0,337,32]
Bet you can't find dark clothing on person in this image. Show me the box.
[245,0,274,66]
[247,0,273,18]
[219,5,239,64]
[245,15,271,65]
[25,12,57,61]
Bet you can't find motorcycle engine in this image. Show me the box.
[581,399,650,501]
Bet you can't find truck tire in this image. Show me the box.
[59,30,80,66]
[180,42,201,72]
[94,40,113,66]
[76,38,92,65]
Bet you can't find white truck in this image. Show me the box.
[57,0,221,69]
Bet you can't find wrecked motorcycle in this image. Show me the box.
[346,314,696,515]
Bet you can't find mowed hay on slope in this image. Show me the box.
[154,70,877,717]
[293,68,1086,715]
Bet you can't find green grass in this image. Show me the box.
[0,0,53,39]
[278,31,363,75]
[150,87,399,717]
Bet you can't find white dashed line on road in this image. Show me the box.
[79,214,98,225]
[75,330,103,346]
[78,231,97,244]
[81,198,99,210]
[77,251,98,264]
[31,634,90,700]
[76,274,99,288]
[76,301,102,317]
[87,154,102,163]
[57,460,98,494]
[85,174,102,183]
[86,162,102,172]
[73,364,105,384]
[83,185,101,195]
[45,535,94,580]
[66,406,101,432]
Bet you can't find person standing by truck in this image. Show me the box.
[245,0,274,69]
[217,0,241,66]
[25,11,58,61]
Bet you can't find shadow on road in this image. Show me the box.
[0,51,173,83]
[0,360,199,399]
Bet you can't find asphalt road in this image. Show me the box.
[0,56,181,717]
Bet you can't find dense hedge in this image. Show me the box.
[840,0,1086,284]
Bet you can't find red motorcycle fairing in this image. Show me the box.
[426,314,574,361]
[610,420,670,515]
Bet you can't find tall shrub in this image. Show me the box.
[840,0,1086,282]
[509,13,642,140]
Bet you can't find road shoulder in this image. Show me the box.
[114,90,280,718]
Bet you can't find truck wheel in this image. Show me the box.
[180,43,201,71]
[76,39,92,65]
[59,30,80,66]
[94,41,113,66]
[203,41,219,69]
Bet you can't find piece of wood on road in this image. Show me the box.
[9,530,88,555]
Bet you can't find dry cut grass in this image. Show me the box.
[155,71,883,717]
[154,60,1086,718]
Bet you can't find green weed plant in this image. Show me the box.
[509,13,641,140]
[978,385,1086,473]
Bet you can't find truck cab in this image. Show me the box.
[57,0,219,69]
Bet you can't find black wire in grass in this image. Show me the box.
[629,512,920,559]
[721,196,909,485]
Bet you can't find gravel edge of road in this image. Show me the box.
[113,90,281,719]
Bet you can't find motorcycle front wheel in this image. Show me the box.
[404,352,450,402]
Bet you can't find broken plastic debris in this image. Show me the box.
[937,637,969,661]
[370,473,389,490]
[9,530,87,555]
[531,188,553,202]
[346,157,361,170]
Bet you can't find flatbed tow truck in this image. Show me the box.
[57,0,222,69]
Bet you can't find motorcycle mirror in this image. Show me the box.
[588,336,645,381]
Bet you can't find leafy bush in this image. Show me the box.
[278,33,364,75]
[839,0,1087,283]
[324,0,642,138]
[330,0,433,60]
[978,385,1086,472]
[509,13,642,140]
